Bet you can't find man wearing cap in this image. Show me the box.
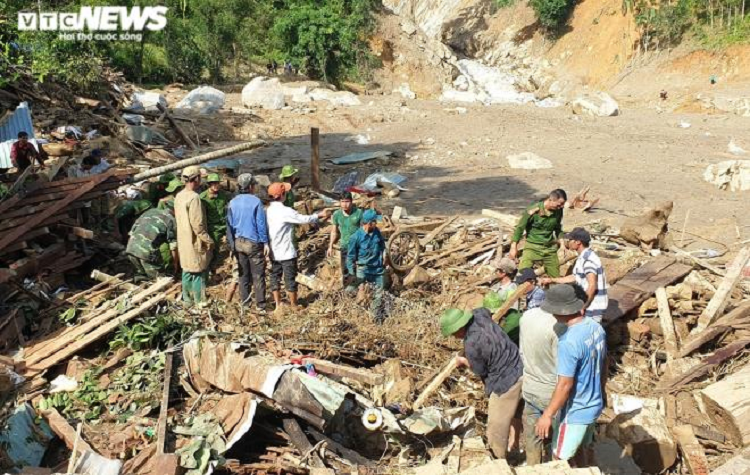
[440,307,523,459]
[227,173,269,312]
[200,174,232,248]
[535,284,606,466]
[175,165,214,305]
[327,192,363,284]
[516,268,545,311]
[157,178,183,210]
[126,204,179,281]
[509,189,567,278]
[540,228,609,323]
[279,165,300,208]
[267,182,329,312]
[519,300,567,465]
[346,210,388,322]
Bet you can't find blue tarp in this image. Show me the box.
[328,150,392,165]
[0,403,54,469]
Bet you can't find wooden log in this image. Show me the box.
[90,269,139,291]
[679,301,750,358]
[157,103,197,150]
[673,425,710,475]
[696,247,750,332]
[307,427,372,466]
[413,354,458,410]
[282,418,325,469]
[656,287,679,358]
[492,282,531,323]
[42,408,94,454]
[304,358,384,386]
[701,360,750,446]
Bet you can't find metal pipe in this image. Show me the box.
[132,140,267,182]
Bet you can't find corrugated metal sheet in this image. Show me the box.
[0,102,35,169]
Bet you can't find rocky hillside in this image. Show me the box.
[375,0,750,115]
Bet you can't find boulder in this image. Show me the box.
[396,83,417,100]
[308,88,361,106]
[571,91,620,117]
[507,152,553,170]
[130,91,167,112]
[703,160,750,191]
[176,85,225,114]
[241,77,286,110]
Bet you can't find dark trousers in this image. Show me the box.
[270,258,298,293]
[237,240,266,307]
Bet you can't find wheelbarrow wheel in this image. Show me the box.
[387,230,421,273]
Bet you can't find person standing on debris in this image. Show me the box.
[510,189,567,278]
[279,165,300,208]
[11,131,46,172]
[200,173,232,255]
[540,228,609,323]
[126,202,179,281]
[175,166,214,306]
[346,209,388,322]
[535,284,606,466]
[327,192,363,284]
[267,182,329,312]
[519,301,567,465]
[226,173,269,312]
[440,307,523,459]
[516,268,545,310]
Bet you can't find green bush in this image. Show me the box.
[530,0,576,30]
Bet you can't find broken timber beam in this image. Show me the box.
[282,418,325,469]
[660,339,750,392]
[307,428,372,466]
[304,358,384,385]
[418,216,457,247]
[700,360,750,446]
[493,282,531,323]
[656,287,679,358]
[157,103,197,150]
[90,269,138,291]
[413,353,459,410]
[695,247,750,332]
[673,425,710,475]
[42,408,94,455]
[679,301,750,358]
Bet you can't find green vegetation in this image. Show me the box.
[530,0,576,29]
[0,0,377,93]
[109,313,196,351]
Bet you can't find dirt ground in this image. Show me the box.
[217,92,749,254]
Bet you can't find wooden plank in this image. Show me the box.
[679,301,750,358]
[0,170,116,252]
[304,358,384,385]
[157,103,196,149]
[656,287,679,358]
[311,127,320,191]
[282,418,325,469]
[696,247,750,332]
[603,256,692,326]
[701,360,750,446]
[661,339,750,392]
[493,281,530,323]
[42,408,94,455]
[413,354,458,410]
[58,225,94,240]
[156,352,173,456]
[673,425,710,475]
[418,216,457,247]
[307,428,372,466]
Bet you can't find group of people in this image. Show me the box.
[123,164,390,316]
[440,189,610,467]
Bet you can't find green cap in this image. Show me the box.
[206,173,221,183]
[165,178,184,193]
[440,308,473,337]
[279,165,299,179]
[482,292,504,313]
[158,173,176,184]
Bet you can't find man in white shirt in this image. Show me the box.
[540,227,609,322]
[266,182,329,312]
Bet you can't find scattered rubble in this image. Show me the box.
[704,160,750,191]
[571,92,620,117]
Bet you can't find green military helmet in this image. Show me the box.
[165,178,184,193]
[158,173,176,184]
[206,173,221,183]
[279,165,299,180]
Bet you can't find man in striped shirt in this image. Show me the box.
[540,228,608,322]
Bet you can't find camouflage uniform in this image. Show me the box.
[126,208,178,279]
[114,199,152,236]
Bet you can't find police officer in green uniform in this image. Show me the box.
[200,173,232,245]
[279,165,300,208]
[126,202,179,281]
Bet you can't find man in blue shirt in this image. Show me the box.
[516,268,545,310]
[535,284,606,466]
[227,174,269,313]
[346,209,387,322]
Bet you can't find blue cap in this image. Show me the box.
[362,209,379,223]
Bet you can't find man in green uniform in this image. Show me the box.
[200,174,232,245]
[126,203,179,281]
[509,189,567,278]
[327,192,363,284]
[142,173,175,205]
[279,165,300,208]
[158,178,183,210]
[113,198,152,243]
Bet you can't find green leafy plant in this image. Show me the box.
[530,0,576,30]
[109,313,195,351]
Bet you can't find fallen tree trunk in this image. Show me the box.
[701,360,750,446]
